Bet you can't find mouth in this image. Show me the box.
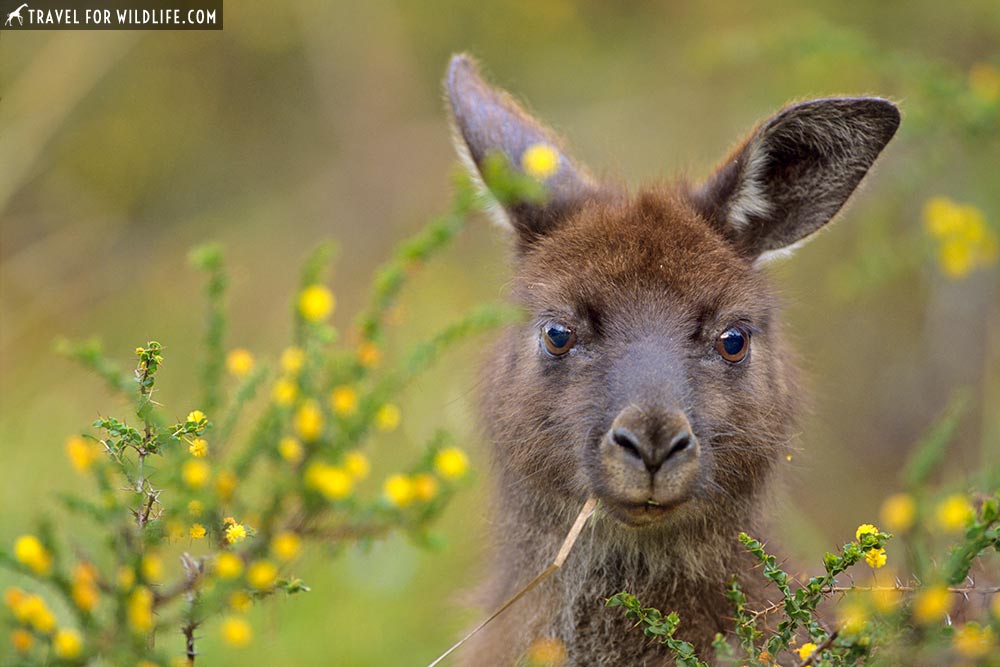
[603,497,689,526]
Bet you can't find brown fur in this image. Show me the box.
[445,54,899,666]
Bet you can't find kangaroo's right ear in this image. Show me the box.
[446,53,603,246]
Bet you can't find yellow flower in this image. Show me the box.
[272,378,298,406]
[330,385,358,416]
[226,348,255,377]
[216,470,238,501]
[10,628,33,653]
[521,142,560,180]
[434,447,469,479]
[294,401,324,441]
[913,585,953,625]
[215,552,244,580]
[375,404,401,432]
[278,436,304,463]
[413,473,439,502]
[935,494,974,532]
[304,462,353,500]
[855,523,879,541]
[188,500,204,517]
[4,588,26,611]
[953,622,996,658]
[17,594,55,633]
[864,547,887,569]
[221,616,253,647]
[271,532,301,562]
[280,346,305,374]
[796,642,817,660]
[182,460,211,489]
[229,591,253,613]
[53,629,83,659]
[357,342,381,368]
[923,197,998,279]
[190,524,207,540]
[838,599,869,634]
[186,410,207,425]
[117,566,136,591]
[14,535,52,575]
[141,554,163,583]
[525,636,567,664]
[298,284,335,322]
[247,560,278,590]
[188,437,208,458]
[969,63,1000,102]
[225,523,248,544]
[872,586,901,612]
[127,587,155,632]
[383,474,414,508]
[66,436,102,472]
[880,493,916,533]
[343,450,370,480]
[72,563,100,612]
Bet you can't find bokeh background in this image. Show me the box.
[2,2,999,664]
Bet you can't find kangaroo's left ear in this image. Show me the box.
[691,98,900,261]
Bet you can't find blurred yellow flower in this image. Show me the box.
[226,348,255,377]
[128,587,155,632]
[215,552,244,580]
[272,378,298,406]
[375,404,401,432]
[796,642,817,660]
[182,460,211,489]
[305,462,353,500]
[53,629,83,659]
[343,450,370,480]
[969,63,1000,103]
[330,385,358,416]
[188,437,208,458]
[357,341,381,368]
[16,594,55,633]
[229,591,252,613]
[166,519,185,541]
[298,284,335,322]
[280,346,305,374]
[953,622,996,659]
[880,493,916,533]
[434,448,469,479]
[216,470,238,501]
[71,563,100,612]
[383,474,414,507]
[294,401,324,441]
[923,197,998,279]
[864,547,887,569]
[521,143,560,180]
[4,588,25,611]
[278,436,304,463]
[188,500,204,517]
[247,560,278,590]
[913,585,953,624]
[272,532,301,562]
[225,523,248,545]
[525,636,567,665]
[838,598,869,634]
[117,566,136,591]
[872,586,901,613]
[10,628,33,653]
[413,473,439,502]
[141,554,163,583]
[935,494,974,532]
[220,616,253,647]
[66,436,102,472]
[190,524,207,540]
[855,523,879,541]
[14,535,52,575]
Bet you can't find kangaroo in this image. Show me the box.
[445,54,899,666]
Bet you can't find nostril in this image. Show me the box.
[666,431,693,459]
[611,427,643,461]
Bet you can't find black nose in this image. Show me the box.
[610,410,695,474]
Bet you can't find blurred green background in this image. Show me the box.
[2,1,999,664]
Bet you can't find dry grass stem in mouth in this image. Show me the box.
[426,496,599,667]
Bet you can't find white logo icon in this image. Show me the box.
[5,2,28,26]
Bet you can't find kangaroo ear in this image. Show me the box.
[446,53,603,245]
[691,98,900,261]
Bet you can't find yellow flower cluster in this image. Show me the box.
[913,585,953,625]
[71,562,100,613]
[215,552,244,579]
[225,520,248,545]
[521,142,560,180]
[247,560,278,590]
[375,404,401,433]
[5,588,56,633]
[221,615,253,647]
[879,493,916,533]
[796,642,817,660]
[141,553,163,583]
[128,587,155,632]
[190,523,207,539]
[226,348,255,377]
[182,459,212,489]
[278,436,304,463]
[298,284,336,322]
[66,435,103,472]
[188,437,208,458]
[434,447,469,479]
[281,346,305,374]
[935,494,973,532]
[953,622,996,659]
[305,462,353,500]
[357,341,381,368]
[272,378,298,406]
[14,535,52,575]
[864,547,887,569]
[923,197,998,279]
[294,401,324,441]
[330,385,359,416]
[343,450,370,480]
[271,532,302,562]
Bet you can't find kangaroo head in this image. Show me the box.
[447,55,898,531]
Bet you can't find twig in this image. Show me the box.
[800,631,839,667]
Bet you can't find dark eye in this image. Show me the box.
[715,326,750,363]
[541,322,577,357]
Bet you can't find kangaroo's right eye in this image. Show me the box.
[541,322,577,357]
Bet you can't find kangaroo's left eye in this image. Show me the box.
[541,322,577,357]
[716,326,750,363]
